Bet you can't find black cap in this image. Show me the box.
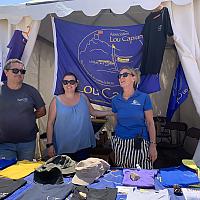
[34,164,64,184]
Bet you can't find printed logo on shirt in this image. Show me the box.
[0,193,8,198]
[131,99,141,105]
[158,25,162,32]
[17,98,28,102]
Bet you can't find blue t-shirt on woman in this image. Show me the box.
[53,94,96,154]
[111,90,153,140]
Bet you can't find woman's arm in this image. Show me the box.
[112,113,117,129]
[82,93,113,117]
[145,109,157,162]
[46,97,57,157]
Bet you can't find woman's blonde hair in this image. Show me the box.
[119,66,141,89]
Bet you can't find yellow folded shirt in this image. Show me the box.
[0,160,44,179]
[182,159,200,188]
[182,159,200,177]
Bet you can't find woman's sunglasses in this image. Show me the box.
[62,80,77,85]
[7,68,26,75]
[118,72,134,79]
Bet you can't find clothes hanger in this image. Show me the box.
[152,4,164,12]
[22,25,30,39]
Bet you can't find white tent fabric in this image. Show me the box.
[0,0,193,24]
[164,1,200,116]
[0,17,40,74]
[163,1,200,163]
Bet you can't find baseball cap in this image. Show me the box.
[34,163,64,184]
[45,155,76,175]
[72,158,110,185]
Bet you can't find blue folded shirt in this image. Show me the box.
[158,165,200,187]
[0,158,17,170]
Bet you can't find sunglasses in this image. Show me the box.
[118,72,134,79]
[62,80,77,85]
[7,68,26,75]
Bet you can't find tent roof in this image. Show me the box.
[0,0,192,24]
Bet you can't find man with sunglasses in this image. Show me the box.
[0,59,46,161]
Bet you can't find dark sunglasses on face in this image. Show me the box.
[7,68,26,75]
[118,72,134,79]
[62,79,77,85]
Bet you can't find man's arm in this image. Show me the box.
[35,106,46,119]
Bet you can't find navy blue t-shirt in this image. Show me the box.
[1,30,27,82]
[112,90,152,140]
[140,7,173,75]
[0,83,45,143]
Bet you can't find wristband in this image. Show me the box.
[150,141,156,145]
[46,143,53,148]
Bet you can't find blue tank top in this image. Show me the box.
[53,94,96,154]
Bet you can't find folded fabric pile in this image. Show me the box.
[0,178,27,199]
[0,159,43,200]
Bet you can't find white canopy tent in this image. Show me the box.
[0,0,199,113]
[0,0,200,159]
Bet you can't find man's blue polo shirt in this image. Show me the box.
[112,90,153,140]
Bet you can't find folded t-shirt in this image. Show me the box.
[0,161,44,179]
[17,183,73,200]
[0,178,27,199]
[126,189,170,200]
[0,159,17,170]
[122,169,158,188]
[158,165,200,187]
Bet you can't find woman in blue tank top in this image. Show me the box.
[46,72,113,161]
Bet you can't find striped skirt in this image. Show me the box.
[111,136,153,169]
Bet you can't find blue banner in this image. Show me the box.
[166,63,189,120]
[54,18,145,107]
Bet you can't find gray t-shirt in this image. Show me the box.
[0,83,45,143]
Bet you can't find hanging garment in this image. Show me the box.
[140,7,173,75]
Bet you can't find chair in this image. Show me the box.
[91,117,107,134]
[154,116,171,144]
[155,126,200,168]
[90,131,113,163]
[154,121,188,168]
[157,121,188,148]
[187,127,200,140]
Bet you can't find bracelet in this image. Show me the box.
[150,141,157,145]
[46,143,53,148]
